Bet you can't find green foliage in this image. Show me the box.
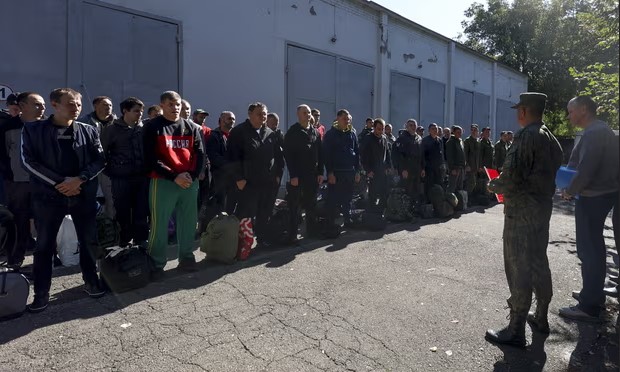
[461,0,619,133]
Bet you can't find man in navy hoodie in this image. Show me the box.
[322,109,361,227]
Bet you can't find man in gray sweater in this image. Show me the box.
[559,96,619,322]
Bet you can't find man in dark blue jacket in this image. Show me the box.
[394,119,425,205]
[323,109,361,227]
[205,111,236,216]
[21,88,106,313]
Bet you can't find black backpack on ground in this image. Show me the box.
[264,200,295,246]
[100,245,152,293]
[96,213,120,259]
[0,206,29,321]
[317,218,342,239]
[361,211,387,231]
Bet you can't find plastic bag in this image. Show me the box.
[56,215,80,267]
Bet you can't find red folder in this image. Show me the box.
[484,167,504,203]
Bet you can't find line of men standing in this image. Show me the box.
[1,86,516,314]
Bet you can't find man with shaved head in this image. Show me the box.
[284,104,324,243]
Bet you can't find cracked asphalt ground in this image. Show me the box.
[1,197,618,372]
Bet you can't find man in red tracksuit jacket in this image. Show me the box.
[143,91,204,277]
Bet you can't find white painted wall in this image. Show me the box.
[453,47,494,96]
[387,20,449,84]
[99,0,527,131]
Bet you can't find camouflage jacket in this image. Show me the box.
[464,136,480,171]
[488,122,562,214]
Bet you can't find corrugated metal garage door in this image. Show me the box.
[454,88,473,129]
[0,1,68,101]
[82,2,180,110]
[0,1,179,115]
[337,59,374,133]
[390,72,420,130]
[455,88,491,136]
[420,78,445,128]
[496,99,519,137]
[473,92,490,128]
[286,45,373,132]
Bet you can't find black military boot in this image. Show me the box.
[527,302,550,334]
[485,310,527,348]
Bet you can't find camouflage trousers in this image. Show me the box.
[502,203,553,315]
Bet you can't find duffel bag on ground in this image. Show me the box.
[435,201,455,218]
[456,190,468,211]
[96,213,120,258]
[385,188,413,222]
[419,204,434,219]
[200,212,239,264]
[100,245,152,293]
[317,218,341,239]
[0,267,30,321]
[361,211,387,231]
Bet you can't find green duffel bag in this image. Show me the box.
[200,212,239,265]
[434,201,455,218]
[428,184,445,210]
[445,192,459,208]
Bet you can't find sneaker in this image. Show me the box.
[83,282,105,298]
[178,258,198,272]
[559,305,602,323]
[572,290,581,301]
[53,255,63,267]
[28,295,50,313]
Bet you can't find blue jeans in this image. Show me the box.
[575,192,617,316]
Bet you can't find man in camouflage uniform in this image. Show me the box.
[493,131,508,171]
[485,93,563,347]
[479,127,494,170]
[464,124,481,194]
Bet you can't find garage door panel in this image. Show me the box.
[132,16,179,91]
[337,59,374,132]
[390,73,420,129]
[454,88,473,130]
[286,46,336,129]
[420,78,445,128]
[473,92,490,129]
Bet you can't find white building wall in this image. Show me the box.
[387,20,449,84]
[99,0,527,132]
[453,47,494,96]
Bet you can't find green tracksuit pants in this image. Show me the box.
[148,178,198,269]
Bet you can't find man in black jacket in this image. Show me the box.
[284,105,324,242]
[101,97,148,248]
[226,102,284,248]
[22,88,106,313]
[206,111,236,216]
[362,118,392,212]
[422,123,445,197]
[394,119,425,206]
[266,112,285,215]
[0,92,45,268]
[445,125,466,192]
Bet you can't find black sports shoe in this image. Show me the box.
[28,295,50,313]
[83,282,105,298]
[151,268,165,281]
[178,258,198,272]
